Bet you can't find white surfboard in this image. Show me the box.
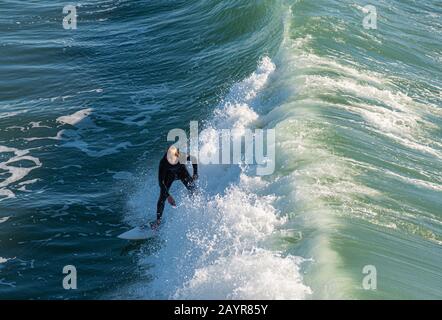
[118,225,157,240]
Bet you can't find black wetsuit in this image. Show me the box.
[156,153,197,220]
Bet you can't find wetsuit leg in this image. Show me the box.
[178,166,196,193]
[156,174,175,220]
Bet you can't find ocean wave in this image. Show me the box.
[119,57,313,300]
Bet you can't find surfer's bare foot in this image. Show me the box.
[151,219,161,230]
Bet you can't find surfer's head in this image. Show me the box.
[167,145,180,165]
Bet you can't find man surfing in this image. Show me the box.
[152,145,198,229]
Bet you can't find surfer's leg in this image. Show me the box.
[178,167,196,193]
[156,192,167,220]
[156,176,174,220]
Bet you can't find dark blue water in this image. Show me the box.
[1,0,441,299]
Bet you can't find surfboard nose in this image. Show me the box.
[118,226,156,240]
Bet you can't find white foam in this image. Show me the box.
[29,121,51,129]
[209,57,273,140]
[0,188,15,200]
[56,108,93,126]
[226,56,276,103]
[18,179,39,186]
[55,108,133,157]
[0,146,41,200]
[0,217,10,224]
[304,75,412,113]
[385,170,442,192]
[0,111,23,119]
[0,257,10,264]
[174,250,311,299]
[23,130,64,142]
[17,179,39,192]
[62,140,132,157]
[77,88,103,94]
[214,103,258,133]
[290,53,442,160]
[0,146,41,188]
[133,178,310,300]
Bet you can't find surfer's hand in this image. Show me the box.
[167,195,176,207]
[192,174,198,181]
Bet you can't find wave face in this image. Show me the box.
[1,0,441,299]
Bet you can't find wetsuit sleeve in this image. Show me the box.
[158,161,170,197]
[186,154,198,176]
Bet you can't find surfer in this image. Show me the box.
[152,145,198,228]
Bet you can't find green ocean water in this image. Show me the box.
[0,0,441,299]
